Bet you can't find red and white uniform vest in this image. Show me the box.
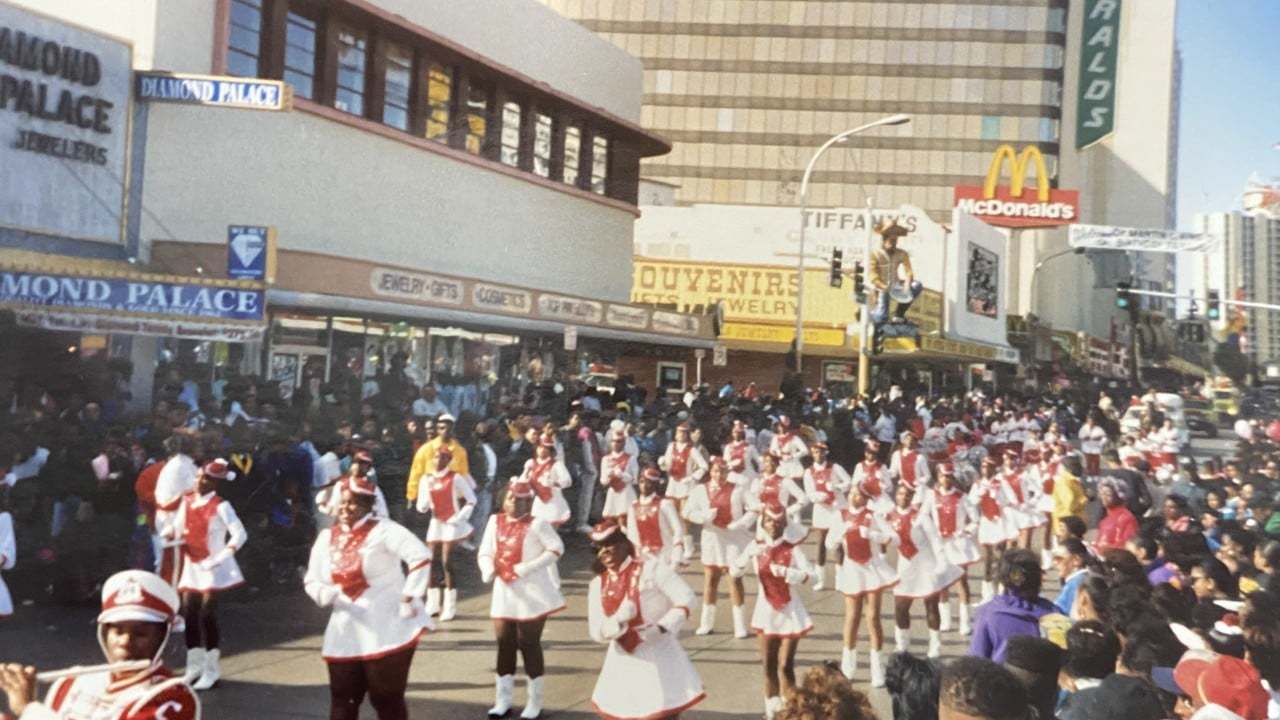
[823,507,897,596]
[17,665,199,720]
[768,433,810,479]
[598,451,639,518]
[174,491,247,593]
[477,513,566,622]
[521,458,572,526]
[803,461,850,531]
[661,442,708,500]
[930,487,981,567]
[626,495,684,566]
[889,449,930,504]
[968,475,1017,546]
[722,440,761,482]
[684,478,754,569]
[749,473,806,517]
[889,504,963,599]
[851,460,893,512]
[732,536,814,638]
[418,469,478,543]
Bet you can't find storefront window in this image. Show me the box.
[383,42,413,131]
[334,24,368,116]
[533,113,553,177]
[464,81,492,156]
[227,0,263,78]
[590,135,609,195]
[283,11,318,100]
[563,125,581,186]
[500,101,521,167]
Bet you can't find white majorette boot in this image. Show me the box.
[980,580,994,604]
[732,604,750,639]
[182,648,206,684]
[939,597,954,632]
[765,696,783,720]
[840,647,858,680]
[928,630,943,658]
[695,603,716,635]
[426,587,442,617]
[813,564,827,591]
[682,535,695,561]
[1041,547,1053,571]
[520,676,544,719]
[870,650,886,688]
[959,603,972,636]
[488,675,514,718]
[193,649,221,690]
[894,626,910,654]
[440,588,458,622]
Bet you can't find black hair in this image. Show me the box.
[1164,493,1192,516]
[1149,583,1193,625]
[1059,537,1090,565]
[1120,619,1185,675]
[1107,582,1157,637]
[999,549,1043,599]
[589,528,635,575]
[1222,525,1258,557]
[1058,516,1087,539]
[1260,540,1280,572]
[1197,556,1239,598]
[939,657,1029,720]
[884,652,940,720]
[1063,620,1120,680]
[1205,487,1227,507]
[1002,636,1062,720]
[1076,575,1111,618]
[1244,615,1280,687]
[1128,534,1158,561]
[1099,549,1149,588]
[1164,532,1211,573]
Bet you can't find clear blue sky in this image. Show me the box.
[1176,0,1280,229]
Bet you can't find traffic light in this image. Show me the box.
[1116,281,1132,310]
[852,261,866,303]
[1206,290,1221,320]
[872,326,885,355]
[829,248,843,288]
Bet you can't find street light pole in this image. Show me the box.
[1027,246,1086,322]
[794,113,911,375]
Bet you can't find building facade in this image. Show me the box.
[1191,212,1280,365]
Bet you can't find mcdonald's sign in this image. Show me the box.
[953,145,1080,228]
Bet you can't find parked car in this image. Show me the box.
[1183,397,1220,438]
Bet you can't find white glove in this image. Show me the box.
[454,505,474,525]
[481,567,494,584]
[313,585,339,607]
[785,567,807,584]
[638,624,665,643]
[615,599,638,624]
[600,615,625,641]
[769,563,789,578]
[729,516,756,533]
[858,525,870,539]
[513,561,531,578]
[398,598,421,619]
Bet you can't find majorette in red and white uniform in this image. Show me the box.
[683,460,756,570]
[731,505,814,639]
[415,448,477,543]
[587,523,705,720]
[1035,446,1059,515]
[598,431,638,521]
[476,481,566,623]
[172,461,247,594]
[888,498,963,600]
[888,434,931,509]
[0,510,14,618]
[723,420,761,484]
[767,416,809,480]
[1118,437,1145,471]
[303,475,433,662]
[659,424,708,500]
[1148,424,1181,477]
[824,482,897,597]
[1077,420,1108,477]
[748,459,807,523]
[8,570,199,720]
[153,450,198,584]
[626,469,685,568]
[316,451,389,521]
[930,464,981,568]
[968,459,1017,546]
[520,438,572,527]
[998,453,1035,532]
[851,441,893,514]
[803,442,850,531]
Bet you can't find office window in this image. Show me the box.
[464,81,491,156]
[424,62,453,142]
[500,101,521,166]
[383,42,412,131]
[334,24,367,115]
[226,0,263,78]
[283,11,317,100]
[981,116,1001,140]
[591,136,608,195]
[533,113,553,177]
[563,125,581,186]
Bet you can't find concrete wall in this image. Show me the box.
[3,0,162,68]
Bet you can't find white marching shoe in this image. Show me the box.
[1041,548,1053,571]
[765,695,784,720]
[732,605,750,639]
[695,603,716,635]
[894,626,910,654]
[193,649,221,690]
[959,603,972,636]
[840,647,858,680]
[440,588,458,622]
[927,630,942,659]
[980,580,994,604]
[182,648,206,684]
[870,649,886,688]
[488,675,514,718]
[813,565,827,591]
[939,598,953,632]
[682,536,695,561]
[520,676,544,719]
[426,587,442,617]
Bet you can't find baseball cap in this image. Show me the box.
[1174,652,1269,720]
[1058,673,1165,720]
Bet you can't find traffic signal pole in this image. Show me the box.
[1122,288,1280,313]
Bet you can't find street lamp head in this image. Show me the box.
[879,113,912,126]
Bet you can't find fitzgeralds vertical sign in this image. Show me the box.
[1076,0,1121,149]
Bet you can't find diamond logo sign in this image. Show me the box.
[227,225,271,280]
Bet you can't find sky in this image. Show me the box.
[1175,0,1280,230]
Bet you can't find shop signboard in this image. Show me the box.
[538,294,603,324]
[1068,224,1217,253]
[473,283,531,314]
[650,310,701,336]
[605,303,649,330]
[227,225,275,281]
[0,268,264,321]
[563,325,577,351]
[370,267,463,305]
[135,71,289,111]
[712,343,727,366]
[945,211,1012,352]
[953,145,1079,228]
[0,4,133,244]
[1076,0,1121,149]
[14,310,265,342]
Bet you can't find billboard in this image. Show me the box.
[1069,224,1218,253]
[1076,0,1122,149]
[947,211,1010,349]
[953,145,1079,228]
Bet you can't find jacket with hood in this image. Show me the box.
[968,593,1058,663]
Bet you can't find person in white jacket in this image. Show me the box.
[170,459,248,691]
[521,437,573,527]
[825,480,897,686]
[851,440,894,514]
[304,474,433,720]
[0,494,13,621]
[627,468,685,568]
[415,446,476,623]
[586,522,705,720]
[930,463,980,636]
[477,480,565,720]
[888,432,931,508]
[767,415,809,482]
[722,419,761,484]
[659,423,708,561]
[969,456,1018,602]
[682,458,756,638]
[316,451,389,521]
[1077,415,1108,479]
[803,441,850,591]
[597,430,638,524]
[154,434,199,585]
[888,483,964,660]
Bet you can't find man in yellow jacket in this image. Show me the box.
[406,414,470,502]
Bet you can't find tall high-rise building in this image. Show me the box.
[1192,212,1280,363]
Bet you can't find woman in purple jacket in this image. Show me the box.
[969,548,1058,663]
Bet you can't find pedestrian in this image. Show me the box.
[405,413,468,511]
[851,440,893,513]
[723,419,761,484]
[889,482,963,659]
[659,422,707,562]
[684,458,755,638]
[970,457,1016,602]
[1001,449,1044,550]
[154,433,199,585]
[937,656,1029,720]
[0,570,200,720]
[767,415,809,483]
[171,459,248,691]
[1094,477,1139,552]
[1033,443,1059,567]
[303,474,432,720]
[520,437,572,528]
[731,504,814,720]
[414,446,475,623]
[317,450,389,520]
[930,462,980,636]
[749,452,808,522]
[888,431,930,506]
[597,430,638,526]
[626,467,684,568]
[804,440,850,591]
[1077,413,1108,481]
[826,479,897,685]
[477,480,565,719]
[0,487,12,621]
[968,548,1058,663]
[586,521,705,720]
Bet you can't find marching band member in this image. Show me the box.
[731,504,814,720]
[1152,418,1181,480]
[154,434,199,585]
[597,431,638,525]
[587,522,705,720]
[172,459,248,691]
[930,463,980,636]
[825,480,897,686]
[749,453,807,521]
[478,481,565,720]
[851,441,893,514]
[317,451,389,521]
[0,570,199,720]
[0,490,13,621]
[1036,444,1061,569]
[767,416,809,482]
[415,447,476,623]
[888,432,931,508]
[304,475,432,720]
[521,437,572,528]
[1077,414,1108,480]
[723,420,761,484]
[683,459,756,638]
[659,423,707,562]
[1000,450,1040,549]
[888,483,963,660]
[803,441,850,591]
[969,457,1017,602]
[626,468,685,568]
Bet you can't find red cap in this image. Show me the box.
[344,474,378,497]
[202,458,233,480]
[641,467,662,481]
[352,450,373,464]
[588,521,622,543]
[1175,653,1269,720]
[937,462,955,475]
[865,439,881,451]
[436,446,453,460]
[507,479,534,499]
